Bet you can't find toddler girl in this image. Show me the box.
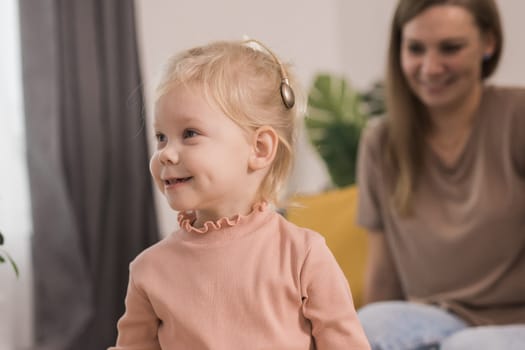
[110,39,370,350]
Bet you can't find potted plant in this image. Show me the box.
[305,73,384,188]
[0,231,19,277]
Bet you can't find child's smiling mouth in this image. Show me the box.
[164,177,193,186]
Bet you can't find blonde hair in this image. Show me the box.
[385,0,503,215]
[155,40,305,205]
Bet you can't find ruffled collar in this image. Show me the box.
[177,202,268,234]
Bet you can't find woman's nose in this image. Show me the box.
[421,51,445,76]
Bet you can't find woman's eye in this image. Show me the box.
[182,129,198,139]
[407,43,425,55]
[440,43,463,55]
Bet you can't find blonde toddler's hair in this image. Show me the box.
[155,40,305,205]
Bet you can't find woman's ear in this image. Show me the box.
[248,126,278,171]
[482,31,496,58]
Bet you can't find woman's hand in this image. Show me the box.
[363,231,403,304]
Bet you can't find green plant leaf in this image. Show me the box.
[305,73,373,187]
[0,249,19,278]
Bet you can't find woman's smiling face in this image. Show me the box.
[400,4,494,114]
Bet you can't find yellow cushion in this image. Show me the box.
[286,185,367,308]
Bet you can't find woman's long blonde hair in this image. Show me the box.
[385,0,502,215]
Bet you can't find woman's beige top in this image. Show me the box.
[357,86,525,326]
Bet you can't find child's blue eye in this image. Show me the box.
[183,129,198,139]
[155,133,166,143]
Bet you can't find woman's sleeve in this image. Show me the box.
[300,237,371,349]
[511,91,525,177]
[356,119,385,231]
[108,267,161,350]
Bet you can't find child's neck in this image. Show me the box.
[192,201,261,228]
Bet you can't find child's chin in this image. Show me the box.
[169,204,185,212]
[168,201,193,212]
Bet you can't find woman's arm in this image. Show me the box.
[363,231,404,304]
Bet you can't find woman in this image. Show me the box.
[356,0,525,349]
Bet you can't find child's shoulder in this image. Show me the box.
[129,233,177,271]
[274,212,327,248]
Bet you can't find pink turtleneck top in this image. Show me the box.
[109,205,370,349]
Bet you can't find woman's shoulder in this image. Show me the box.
[485,85,525,107]
[483,85,525,131]
[359,116,388,158]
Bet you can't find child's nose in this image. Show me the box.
[158,145,179,165]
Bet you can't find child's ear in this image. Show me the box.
[248,126,278,171]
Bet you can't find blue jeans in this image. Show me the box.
[357,301,525,350]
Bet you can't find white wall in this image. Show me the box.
[134,0,525,237]
[493,1,525,85]
[339,1,397,89]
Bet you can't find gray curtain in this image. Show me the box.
[19,1,160,349]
